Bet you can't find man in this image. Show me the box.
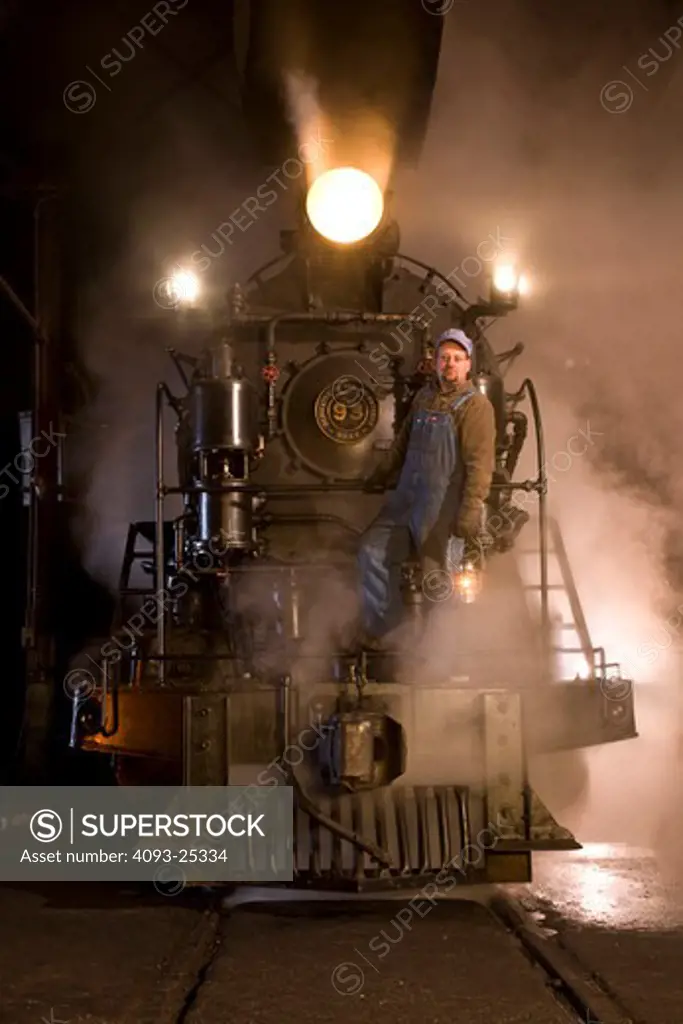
[356,327,496,648]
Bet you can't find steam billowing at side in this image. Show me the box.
[391,0,683,856]
[68,0,683,863]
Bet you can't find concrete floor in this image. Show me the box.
[519,844,683,1024]
[0,883,216,1024]
[4,845,683,1024]
[0,884,567,1024]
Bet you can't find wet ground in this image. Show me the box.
[3,845,683,1024]
[516,844,683,1024]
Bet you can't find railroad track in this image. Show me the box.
[490,893,638,1024]
[0,881,643,1024]
[175,885,640,1024]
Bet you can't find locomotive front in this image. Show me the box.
[68,167,637,890]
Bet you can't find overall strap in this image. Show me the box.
[450,388,476,413]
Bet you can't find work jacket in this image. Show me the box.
[378,379,496,538]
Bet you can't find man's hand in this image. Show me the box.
[453,510,482,541]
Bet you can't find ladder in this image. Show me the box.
[514,513,607,682]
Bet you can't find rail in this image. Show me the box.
[243,250,470,309]
[155,384,167,684]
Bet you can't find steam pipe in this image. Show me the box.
[164,480,535,496]
[155,383,166,685]
[233,312,432,328]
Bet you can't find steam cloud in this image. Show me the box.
[391,0,683,860]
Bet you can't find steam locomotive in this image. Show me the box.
[67,168,637,890]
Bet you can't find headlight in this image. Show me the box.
[490,261,531,308]
[305,167,384,244]
[492,262,521,295]
[159,269,200,307]
[169,270,200,303]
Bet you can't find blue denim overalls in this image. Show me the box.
[358,387,475,638]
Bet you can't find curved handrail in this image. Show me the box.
[392,252,469,306]
[511,378,549,646]
[242,248,473,313]
[245,252,293,287]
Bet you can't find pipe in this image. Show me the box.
[163,483,368,495]
[231,311,433,328]
[166,480,540,497]
[289,569,301,641]
[155,384,166,685]
[280,673,292,752]
[290,767,393,868]
[260,312,432,439]
[266,312,432,349]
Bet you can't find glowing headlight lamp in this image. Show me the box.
[169,270,199,304]
[305,167,384,244]
[158,269,201,309]
[490,261,531,308]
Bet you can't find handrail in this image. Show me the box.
[243,249,472,313]
[510,379,549,647]
[391,252,469,306]
[155,383,166,685]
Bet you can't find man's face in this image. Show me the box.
[437,342,471,387]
